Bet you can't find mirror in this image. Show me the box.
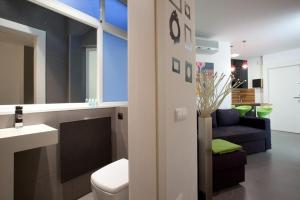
[0,0,97,105]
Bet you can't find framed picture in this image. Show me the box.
[196,62,214,76]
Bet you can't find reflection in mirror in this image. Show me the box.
[0,0,97,105]
[68,20,97,103]
[0,27,35,105]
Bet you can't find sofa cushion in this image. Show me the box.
[213,125,266,144]
[217,109,240,126]
[211,111,217,128]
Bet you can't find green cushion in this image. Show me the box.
[257,107,272,118]
[212,139,242,155]
[235,105,252,116]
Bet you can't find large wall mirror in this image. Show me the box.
[0,0,97,105]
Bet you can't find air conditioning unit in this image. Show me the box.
[195,38,219,55]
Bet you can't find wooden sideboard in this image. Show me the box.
[232,88,255,104]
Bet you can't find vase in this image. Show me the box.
[198,117,212,200]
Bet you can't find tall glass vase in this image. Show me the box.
[198,117,212,200]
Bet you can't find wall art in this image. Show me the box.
[172,57,181,74]
[196,62,214,76]
[185,61,193,83]
[169,0,182,13]
[184,24,192,51]
[169,10,181,44]
[184,1,191,19]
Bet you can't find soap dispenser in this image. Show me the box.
[15,106,23,128]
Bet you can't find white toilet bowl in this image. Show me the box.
[91,159,128,200]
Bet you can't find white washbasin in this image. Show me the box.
[0,124,58,200]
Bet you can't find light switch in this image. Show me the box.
[175,107,188,122]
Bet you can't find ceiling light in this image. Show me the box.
[231,65,236,72]
[231,53,240,58]
[242,61,248,69]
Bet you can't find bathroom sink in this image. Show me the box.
[0,124,58,152]
[0,124,58,200]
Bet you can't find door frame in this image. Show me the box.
[265,64,300,133]
[263,59,300,103]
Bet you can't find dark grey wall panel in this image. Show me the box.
[69,35,86,102]
[24,46,34,104]
[60,117,112,183]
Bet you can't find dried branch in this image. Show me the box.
[196,71,245,118]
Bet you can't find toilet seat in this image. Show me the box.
[91,159,128,194]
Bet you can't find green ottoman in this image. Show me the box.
[212,139,247,191]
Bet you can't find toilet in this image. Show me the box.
[91,159,129,200]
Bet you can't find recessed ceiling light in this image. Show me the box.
[231,53,240,58]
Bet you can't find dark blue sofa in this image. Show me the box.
[212,109,271,154]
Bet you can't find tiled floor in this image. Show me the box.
[78,192,93,200]
[78,131,300,200]
[214,130,300,200]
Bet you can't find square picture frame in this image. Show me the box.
[172,57,181,74]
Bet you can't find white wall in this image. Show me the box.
[196,41,231,108]
[248,57,263,103]
[246,48,300,103]
[157,0,197,199]
[261,48,300,133]
[0,41,24,104]
[263,48,300,68]
[128,0,157,200]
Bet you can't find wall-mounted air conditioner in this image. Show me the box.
[195,38,219,55]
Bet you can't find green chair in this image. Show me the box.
[235,105,252,117]
[257,107,272,118]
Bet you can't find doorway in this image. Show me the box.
[268,65,300,133]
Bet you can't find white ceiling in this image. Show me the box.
[196,0,300,59]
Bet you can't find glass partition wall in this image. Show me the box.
[101,0,128,102]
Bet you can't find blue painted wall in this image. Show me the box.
[58,0,100,19]
[105,0,127,31]
[103,32,128,102]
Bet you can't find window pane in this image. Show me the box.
[105,0,128,31]
[103,32,128,102]
[58,0,100,19]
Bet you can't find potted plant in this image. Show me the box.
[196,71,243,200]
